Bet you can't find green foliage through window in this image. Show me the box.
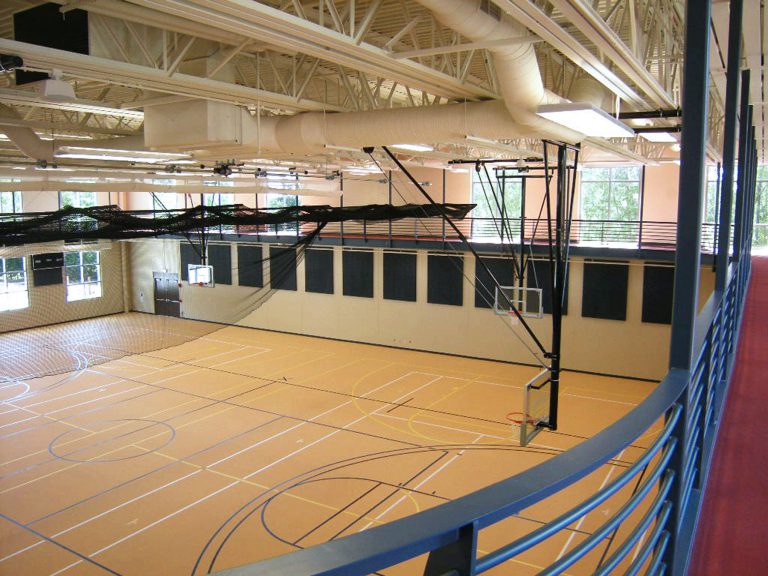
[579,166,641,243]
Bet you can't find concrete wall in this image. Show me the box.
[0,241,126,333]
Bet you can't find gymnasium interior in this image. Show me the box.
[0,0,765,575]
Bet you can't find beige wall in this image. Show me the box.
[127,238,723,380]
[1,241,125,333]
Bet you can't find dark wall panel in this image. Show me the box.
[305,249,334,294]
[383,252,417,302]
[14,4,89,85]
[208,244,232,285]
[269,246,297,291]
[238,245,263,287]
[428,254,463,306]
[343,251,374,298]
[642,265,675,324]
[526,259,568,315]
[475,256,515,308]
[582,261,629,321]
[33,268,62,287]
[180,244,202,282]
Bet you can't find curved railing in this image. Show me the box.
[212,260,750,575]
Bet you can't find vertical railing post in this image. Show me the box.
[666,0,712,572]
[733,93,752,261]
[340,173,345,246]
[388,171,393,247]
[639,165,646,248]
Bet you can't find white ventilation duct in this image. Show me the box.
[0,104,55,162]
[411,0,560,114]
[145,99,583,156]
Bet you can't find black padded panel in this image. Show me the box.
[269,246,297,291]
[582,260,629,321]
[33,268,62,287]
[526,259,568,315]
[14,4,89,85]
[208,244,232,285]
[427,254,463,306]
[642,265,675,324]
[343,250,374,298]
[238,245,263,287]
[180,243,202,282]
[305,249,334,294]
[474,256,515,308]
[383,252,416,302]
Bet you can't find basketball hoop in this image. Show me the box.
[506,411,537,427]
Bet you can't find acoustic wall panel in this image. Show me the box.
[305,249,334,294]
[383,252,417,302]
[527,259,568,315]
[238,245,263,287]
[582,260,629,321]
[180,244,202,282]
[428,254,463,306]
[343,250,374,297]
[642,264,675,324]
[207,244,232,285]
[269,246,297,291]
[475,256,515,308]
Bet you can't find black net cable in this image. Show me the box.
[0,203,475,247]
[367,152,547,368]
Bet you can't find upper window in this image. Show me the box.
[0,191,22,214]
[470,168,522,241]
[0,257,29,312]
[65,251,102,302]
[705,165,721,224]
[579,166,642,243]
[152,192,181,213]
[60,191,97,209]
[755,166,768,247]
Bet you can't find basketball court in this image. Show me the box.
[0,313,658,575]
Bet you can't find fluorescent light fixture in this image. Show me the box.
[390,143,434,152]
[0,89,144,119]
[537,103,635,138]
[56,146,191,164]
[638,131,678,143]
[671,143,681,152]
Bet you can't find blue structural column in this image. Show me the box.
[716,0,744,291]
[669,0,711,370]
[733,93,752,260]
[666,0,711,572]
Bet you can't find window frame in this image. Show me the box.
[0,256,30,312]
[469,168,523,241]
[59,191,97,209]
[578,165,643,244]
[0,191,22,214]
[64,250,103,302]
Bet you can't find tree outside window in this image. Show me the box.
[263,174,300,233]
[470,168,522,241]
[755,166,768,247]
[579,166,641,243]
[0,191,22,213]
[60,191,97,208]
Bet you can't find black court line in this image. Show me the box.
[28,416,285,526]
[386,397,413,414]
[0,512,123,575]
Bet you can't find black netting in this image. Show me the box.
[0,203,475,246]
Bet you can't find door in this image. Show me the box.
[153,272,180,317]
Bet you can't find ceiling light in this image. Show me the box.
[670,143,681,152]
[390,143,434,152]
[537,103,635,138]
[638,131,678,143]
[56,146,191,164]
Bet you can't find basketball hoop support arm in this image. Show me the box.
[378,146,548,356]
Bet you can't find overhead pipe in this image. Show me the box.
[0,104,55,163]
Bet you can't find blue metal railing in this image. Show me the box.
[211,257,751,575]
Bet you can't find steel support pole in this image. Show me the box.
[715,0,741,292]
[669,0,711,371]
[733,87,752,260]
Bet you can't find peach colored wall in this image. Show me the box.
[642,164,680,222]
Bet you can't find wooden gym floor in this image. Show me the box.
[0,313,659,576]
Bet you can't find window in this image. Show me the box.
[0,191,22,213]
[60,191,97,208]
[262,174,300,233]
[0,257,29,312]
[705,166,720,224]
[579,166,641,243]
[470,168,522,241]
[152,192,180,213]
[65,251,102,302]
[755,165,768,247]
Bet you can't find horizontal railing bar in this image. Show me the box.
[537,439,677,576]
[594,476,674,576]
[646,531,671,576]
[475,405,681,572]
